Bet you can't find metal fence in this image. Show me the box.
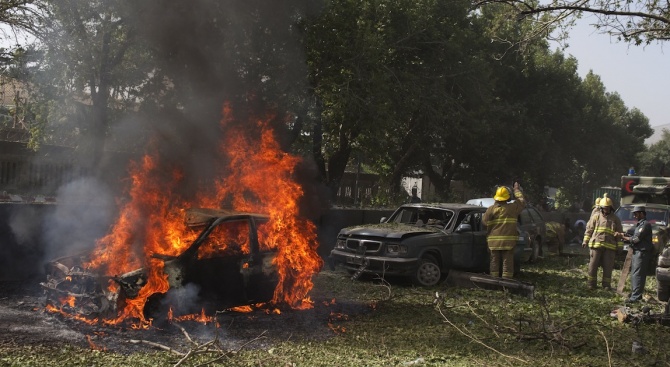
[0,141,90,196]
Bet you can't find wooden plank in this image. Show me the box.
[617,247,633,296]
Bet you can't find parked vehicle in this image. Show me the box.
[618,176,670,279]
[466,198,546,261]
[657,247,670,302]
[328,203,532,287]
[615,203,669,255]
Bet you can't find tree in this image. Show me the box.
[303,0,503,201]
[13,0,154,169]
[474,0,670,46]
[0,0,46,41]
[638,130,670,176]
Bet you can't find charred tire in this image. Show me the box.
[657,280,670,302]
[413,255,442,287]
[528,238,540,263]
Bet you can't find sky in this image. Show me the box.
[553,16,668,129]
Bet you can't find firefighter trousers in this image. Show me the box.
[490,249,514,278]
[587,247,616,289]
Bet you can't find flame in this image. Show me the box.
[229,305,254,313]
[72,101,322,326]
[207,103,324,308]
[61,295,76,308]
[169,308,215,324]
[86,335,106,351]
[45,304,100,325]
[327,311,349,334]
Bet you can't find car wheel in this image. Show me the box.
[528,238,540,263]
[412,255,442,287]
[658,280,670,302]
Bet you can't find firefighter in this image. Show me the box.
[581,195,605,247]
[592,195,602,215]
[582,195,623,290]
[482,182,526,278]
[621,205,653,303]
[545,221,566,255]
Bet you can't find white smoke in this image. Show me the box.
[42,177,116,260]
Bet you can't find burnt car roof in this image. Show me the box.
[185,207,270,226]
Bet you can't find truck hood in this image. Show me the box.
[339,223,440,239]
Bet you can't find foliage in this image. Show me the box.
[0,0,659,208]
[638,130,670,176]
[0,0,46,41]
[474,0,670,46]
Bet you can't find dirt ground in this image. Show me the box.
[0,274,362,354]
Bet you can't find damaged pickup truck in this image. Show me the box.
[41,208,278,320]
[329,203,532,287]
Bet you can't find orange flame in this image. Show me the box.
[170,308,215,324]
[76,102,322,326]
[207,104,323,309]
[86,335,106,351]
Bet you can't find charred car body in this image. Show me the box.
[41,208,278,320]
[328,203,532,287]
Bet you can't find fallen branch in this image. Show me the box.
[194,330,268,367]
[434,293,528,364]
[128,339,186,356]
[597,329,613,367]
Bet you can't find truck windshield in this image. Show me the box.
[617,207,668,226]
[388,207,454,228]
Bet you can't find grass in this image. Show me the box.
[1,253,669,367]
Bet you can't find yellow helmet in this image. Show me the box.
[600,196,614,209]
[593,197,601,207]
[493,186,511,201]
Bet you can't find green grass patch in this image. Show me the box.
[1,254,668,366]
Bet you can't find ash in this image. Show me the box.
[0,277,369,354]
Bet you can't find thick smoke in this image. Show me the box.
[161,283,202,315]
[42,177,115,261]
[2,1,331,284]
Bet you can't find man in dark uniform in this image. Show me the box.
[622,205,653,303]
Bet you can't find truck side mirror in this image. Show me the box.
[455,223,472,233]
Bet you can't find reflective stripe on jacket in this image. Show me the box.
[583,211,623,250]
[545,221,565,244]
[483,191,525,251]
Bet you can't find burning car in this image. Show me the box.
[328,203,532,287]
[41,208,278,322]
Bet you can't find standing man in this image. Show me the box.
[582,196,623,290]
[410,184,422,203]
[622,205,653,303]
[483,182,526,278]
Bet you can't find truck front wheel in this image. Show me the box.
[412,255,442,287]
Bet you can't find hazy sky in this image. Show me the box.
[554,16,667,128]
